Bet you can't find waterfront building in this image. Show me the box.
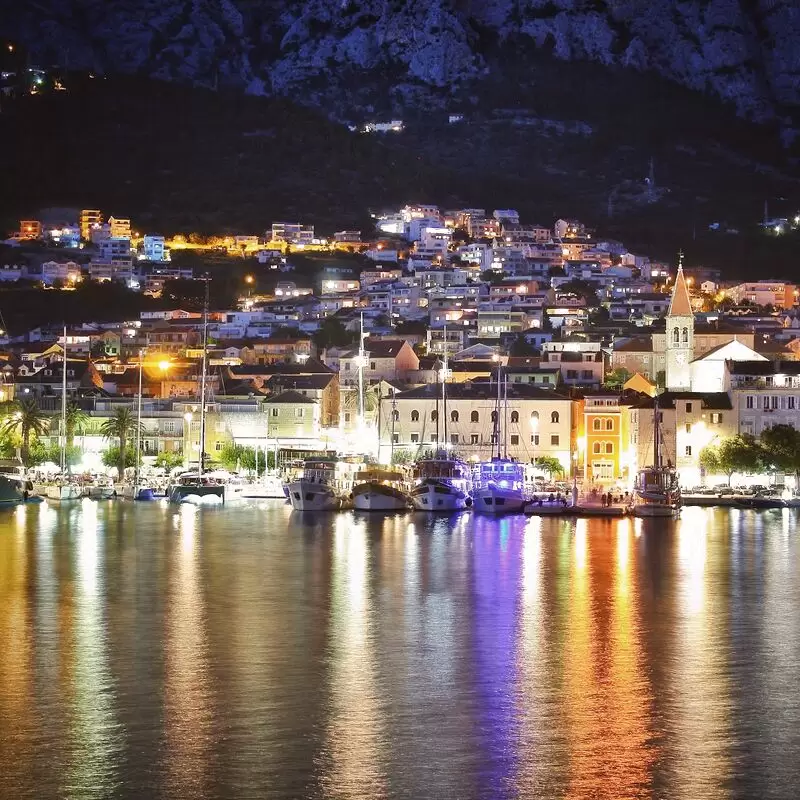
[381,381,573,474]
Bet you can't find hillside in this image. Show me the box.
[1,74,798,277]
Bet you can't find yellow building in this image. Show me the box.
[582,392,631,484]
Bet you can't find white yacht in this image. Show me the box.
[287,457,346,511]
[411,452,472,511]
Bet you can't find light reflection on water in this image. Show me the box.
[0,502,799,799]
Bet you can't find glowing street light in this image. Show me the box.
[158,360,170,372]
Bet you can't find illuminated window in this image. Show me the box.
[593,442,601,454]
[531,434,539,445]
[551,411,559,424]
[593,419,601,431]
[605,442,613,454]
[471,434,479,444]
[606,419,613,431]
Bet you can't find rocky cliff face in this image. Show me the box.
[8,0,800,131]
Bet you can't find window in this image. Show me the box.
[392,433,399,444]
[673,327,679,344]
[551,435,560,446]
[788,398,796,411]
[682,327,689,343]
[593,419,601,431]
[746,395,754,410]
[344,412,351,423]
[410,433,419,443]
[510,411,519,423]
[582,370,593,379]
[451,410,459,423]
[392,410,399,422]
[431,434,438,443]
[686,402,693,413]
[531,434,540,446]
[685,445,692,457]
[605,442,613,454]
[295,408,305,419]
[164,421,175,433]
[531,411,539,424]
[606,419,613,431]
[451,434,459,445]
[370,362,376,370]
[411,410,419,422]
[551,411,559,424]
[431,410,438,422]
[772,396,779,410]
[567,370,578,379]
[344,363,350,371]
[490,410,498,423]
[471,410,479,423]
[685,423,691,434]
[215,441,223,451]
[271,408,279,417]
[471,434,479,445]
[510,434,519,445]
[593,442,601,454]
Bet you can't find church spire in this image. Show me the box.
[668,258,692,317]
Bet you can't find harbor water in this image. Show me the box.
[1,500,799,799]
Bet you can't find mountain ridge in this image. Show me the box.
[6,0,800,141]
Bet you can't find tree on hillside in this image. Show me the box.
[556,279,599,306]
[0,398,51,466]
[760,424,800,485]
[603,367,632,390]
[312,317,357,350]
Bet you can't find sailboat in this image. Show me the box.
[352,388,410,511]
[168,278,225,504]
[472,365,526,514]
[123,348,157,500]
[410,342,472,511]
[46,326,82,501]
[633,394,681,517]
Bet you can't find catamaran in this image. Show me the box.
[472,365,526,514]
[633,394,681,517]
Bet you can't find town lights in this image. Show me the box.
[158,360,170,372]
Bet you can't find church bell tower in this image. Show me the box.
[665,254,694,391]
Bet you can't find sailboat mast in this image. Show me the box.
[503,370,509,460]
[493,362,502,459]
[61,324,67,473]
[199,276,210,475]
[376,382,382,462]
[135,347,144,483]
[442,326,448,448]
[390,391,396,465]
[357,312,365,424]
[653,395,660,467]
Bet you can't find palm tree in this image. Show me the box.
[1,398,51,467]
[64,401,89,450]
[100,407,142,477]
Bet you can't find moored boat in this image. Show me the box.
[473,459,527,514]
[411,452,472,512]
[633,396,681,518]
[168,473,225,504]
[287,457,346,511]
[352,468,410,511]
[0,473,32,506]
[88,476,117,499]
[45,481,83,501]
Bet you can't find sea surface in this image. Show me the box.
[0,500,799,800]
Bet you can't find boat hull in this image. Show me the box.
[287,480,340,511]
[525,500,572,516]
[88,486,116,500]
[633,503,680,518]
[411,481,469,512]
[473,486,526,515]
[0,475,27,506]
[45,484,82,501]
[352,484,409,511]
[168,484,225,504]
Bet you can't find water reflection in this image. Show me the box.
[163,504,213,797]
[320,514,388,798]
[0,504,799,799]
